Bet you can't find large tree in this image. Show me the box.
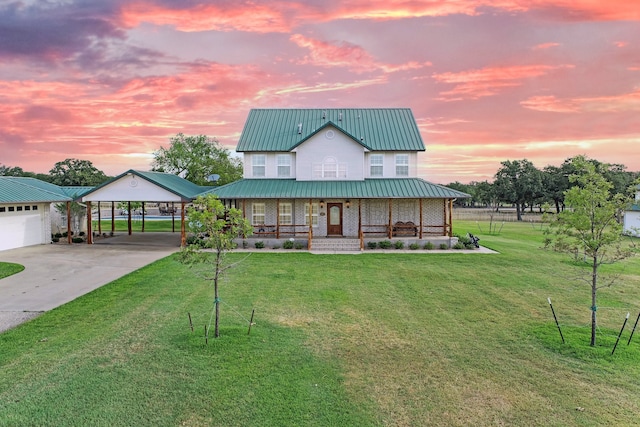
[494,159,543,221]
[544,156,638,346]
[178,194,252,338]
[49,158,108,186]
[152,133,243,186]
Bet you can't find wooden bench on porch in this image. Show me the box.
[392,221,418,237]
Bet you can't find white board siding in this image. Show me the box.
[243,153,297,179]
[0,203,50,251]
[294,128,366,181]
[624,211,640,237]
[81,175,183,202]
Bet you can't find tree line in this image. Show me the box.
[447,156,640,221]
[0,134,243,187]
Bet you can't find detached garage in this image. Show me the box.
[0,177,71,251]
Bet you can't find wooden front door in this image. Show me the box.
[327,203,343,236]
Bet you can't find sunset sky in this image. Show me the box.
[1,1,639,184]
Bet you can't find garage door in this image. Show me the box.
[0,211,44,251]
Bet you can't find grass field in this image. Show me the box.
[1,221,640,426]
[93,219,178,233]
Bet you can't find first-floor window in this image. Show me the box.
[252,203,265,225]
[304,203,318,226]
[279,202,292,225]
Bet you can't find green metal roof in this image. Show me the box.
[204,179,470,199]
[236,108,425,152]
[77,169,206,201]
[0,177,72,203]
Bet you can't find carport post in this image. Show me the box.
[180,201,186,247]
[86,201,93,244]
[67,201,72,244]
[127,201,132,235]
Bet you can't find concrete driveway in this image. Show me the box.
[0,232,181,333]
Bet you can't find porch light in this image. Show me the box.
[346,199,351,208]
[320,200,325,209]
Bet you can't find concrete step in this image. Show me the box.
[311,238,361,252]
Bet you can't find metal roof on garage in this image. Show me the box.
[236,108,426,152]
[203,178,471,199]
[0,177,72,203]
[77,169,207,201]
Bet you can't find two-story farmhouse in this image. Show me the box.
[207,108,469,250]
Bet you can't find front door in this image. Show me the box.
[327,203,343,236]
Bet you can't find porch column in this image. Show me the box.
[308,199,313,250]
[419,199,423,239]
[276,198,280,239]
[358,199,363,250]
[86,201,93,244]
[111,202,115,234]
[448,199,454,237]
[141,201,145,233]
[388,199,393,239]
[67,201,72,244]
[127,201,132,235]
[180,201,186,247]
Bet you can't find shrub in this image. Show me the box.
[294,242,305,250]
[78,231,85,236]
[367,241,378,249]
[453,242,466,250]
[409,243,420,250]
[378,240,392,249]
[52,237,60,243]
[242,240,249,249]
[455,234,476,250]
[394,240,405,249]
[439,243,449,250]
[255,241,265,249]
[72,237,84,243]
[423,241,435,250]
[283,240,294,249]
[54,233,63,238]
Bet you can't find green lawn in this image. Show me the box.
[1,221,640,426]
[93,219,179,233]
[0,262,23,279]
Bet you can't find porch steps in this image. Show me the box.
[311,238,362,252]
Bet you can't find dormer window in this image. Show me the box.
[395,154,409,177]
[252,154,266,177]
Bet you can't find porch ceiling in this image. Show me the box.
[203,178,471,199]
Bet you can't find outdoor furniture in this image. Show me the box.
[468,233,480,248]
[393,221,418,237]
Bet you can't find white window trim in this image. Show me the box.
[395,154,409,177]
[252,154,266,177]
[252,203,265,225]
[304,203,319,226]
[277,154,291,178]
[370,154,384,177]
[279,202,292,225]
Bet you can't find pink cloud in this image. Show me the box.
[432,64,574,101]
[289,34,430,73]
[521,89,640,113]
[532,42,561,50]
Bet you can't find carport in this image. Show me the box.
[77,170,205,246]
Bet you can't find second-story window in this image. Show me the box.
[252,154,266,177]
[277,154,291,177]
[370,154,383,177]
[395,154,409,177]
[313,157,347,179]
